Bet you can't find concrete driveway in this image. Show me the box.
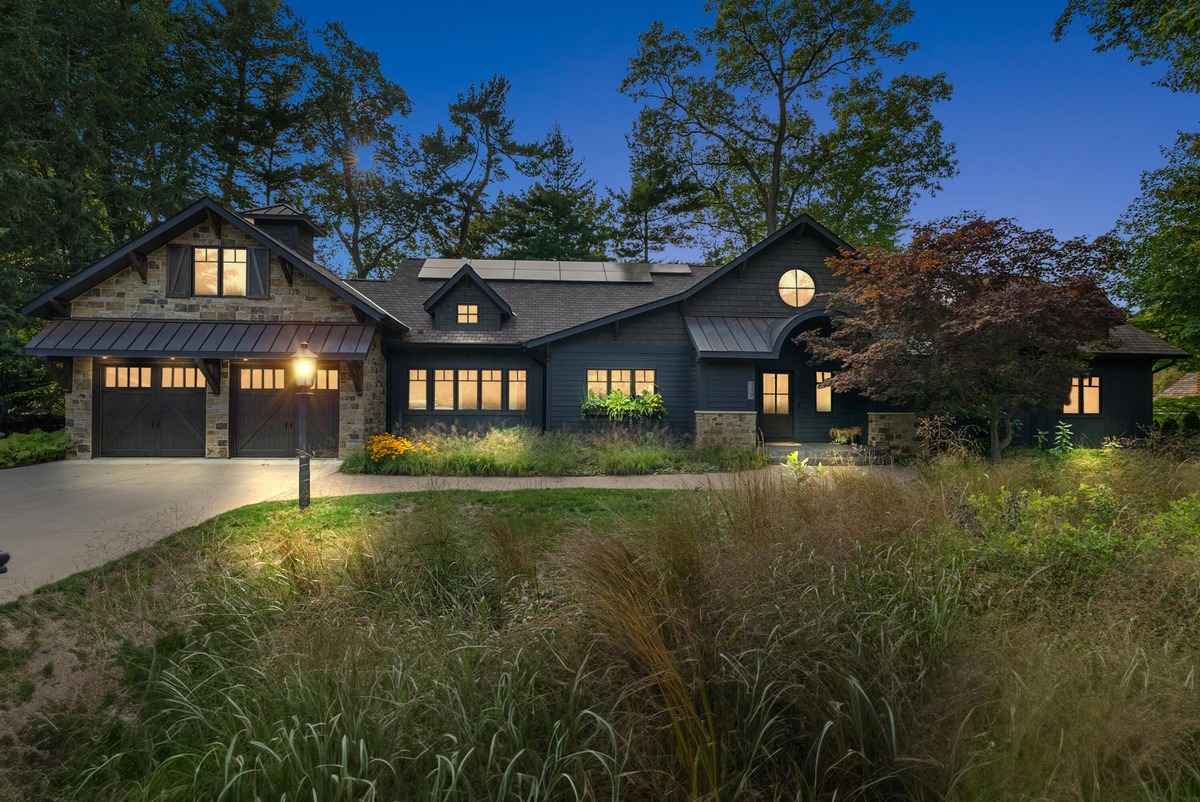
[0,458,342,604]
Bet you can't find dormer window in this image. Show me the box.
[194,247,248,297]
[778,269,815,308]
[457,304,479,324]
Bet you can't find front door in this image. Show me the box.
[231,364,340,457]
[759,371,793,441]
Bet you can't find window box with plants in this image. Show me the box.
[580,389,667,427]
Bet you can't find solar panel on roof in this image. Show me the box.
[649,263,692,275]
[416,258,690,283]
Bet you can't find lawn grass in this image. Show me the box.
[2,450,1200,801]
[340,426,766,476]
[0,429,68,469]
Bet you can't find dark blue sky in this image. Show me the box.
[291,0,1195,246]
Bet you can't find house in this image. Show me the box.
[21,197,1187,459]
[1158,372,1199,398]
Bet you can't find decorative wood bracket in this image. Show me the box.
[46,357,73,392]
[343,360,364,395]
[129,250,148,283]
[195,359,221,395]
[206,210,222,238]
[46,297,69,317]
[351,306,371,325]
[279,257,294,286]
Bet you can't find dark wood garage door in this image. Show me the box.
[98,363,207,456]
[231,365,339,457]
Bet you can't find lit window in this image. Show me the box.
[457,369,479,410]
[777,269,815,308]
[762,372,789,415]
[1064,376,1100,415]
[457,304,479,324]
[194,248,219,296]
[104,366,152,389]
[161,367,206,389]
[508,370,527,411]
[315,368,338,391]
[635,369,656,396]
[610,369,632,397]
[222,248,247,297]
[240,367,285,390]
[434,370,454,410]
[815,371,832,413]
[481,369,502,410]
[409,369,428,410]
[587,369,608,397]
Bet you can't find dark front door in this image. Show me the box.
[232,365,340,457]
[759,370,793,441]
[98,363,206,456]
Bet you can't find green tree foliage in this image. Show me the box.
[805,217,1125,462]
[417,76,546,257]
[620,0,957,255]
[181,0,310,207]
[300,22,424,278]
[1055,0,1200,92]
[482,127,612,260]
[611,113,707,262]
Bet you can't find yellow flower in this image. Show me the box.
[365,433,435,461]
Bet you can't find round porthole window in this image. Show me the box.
[777,269,815,308]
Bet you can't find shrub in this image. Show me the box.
[580,390,666,423]
[1183,410,1200,434]
[829,425,862,444]
[0,428,69,469]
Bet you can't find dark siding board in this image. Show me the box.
[698,361,755,411]
[545,303,696,431]
[387,349,543,431]
[685,228,844,318]
[430,282,505,332]
[1021,357,1156,445]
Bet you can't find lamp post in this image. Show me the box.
[292,341,317,510]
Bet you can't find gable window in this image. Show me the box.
[457,369,479,410]
[481,369,503,410]
[161,366,206,389]
[778,269,816,308]
[815,371,833,413]
[508,370,527,411]
[457,304,479,324]
[193,247,248,297]
[434,370,455,410]
[1063,376,1101,415]
[409,369,428,410]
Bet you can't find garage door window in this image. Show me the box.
[240,367,286,390]
[315,368,338,391]
[161,367,206,389]
[104,366,152,389]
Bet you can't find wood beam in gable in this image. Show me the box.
[129,251,148,283]
[46,297,69,317]
[279,257,294,286]
[206,210,223,239]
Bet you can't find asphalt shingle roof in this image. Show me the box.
[1099,325,1189,358]
[1158,372,1199,397]
[349,260,720,345]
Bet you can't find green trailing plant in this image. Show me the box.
[580,390,666,423]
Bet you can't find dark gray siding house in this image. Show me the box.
[20,197,1188,458]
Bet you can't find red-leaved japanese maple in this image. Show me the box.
[805,216,1126,461]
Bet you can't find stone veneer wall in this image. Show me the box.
[64,357,94,459]
[64,221,383,459]
[338,336,386,457]
[867,412,917,460]
[694,410,759,450]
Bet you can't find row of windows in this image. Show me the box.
[763,371,834,414]
[586,369,656,397]
[237,367,339,392]
[195,247,248,297]
[104,366,207,390]
[408,369,527,412]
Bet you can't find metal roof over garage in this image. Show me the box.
[23,319,375,359]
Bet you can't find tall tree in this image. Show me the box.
[805,217,1125,462]
[481,127,612,260]
[301,22,423,277]
[612,113,707,262]
[1054,0,1200,92]
[181,0,309,208]
[417,76,545,257]
[620,0,957,255]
